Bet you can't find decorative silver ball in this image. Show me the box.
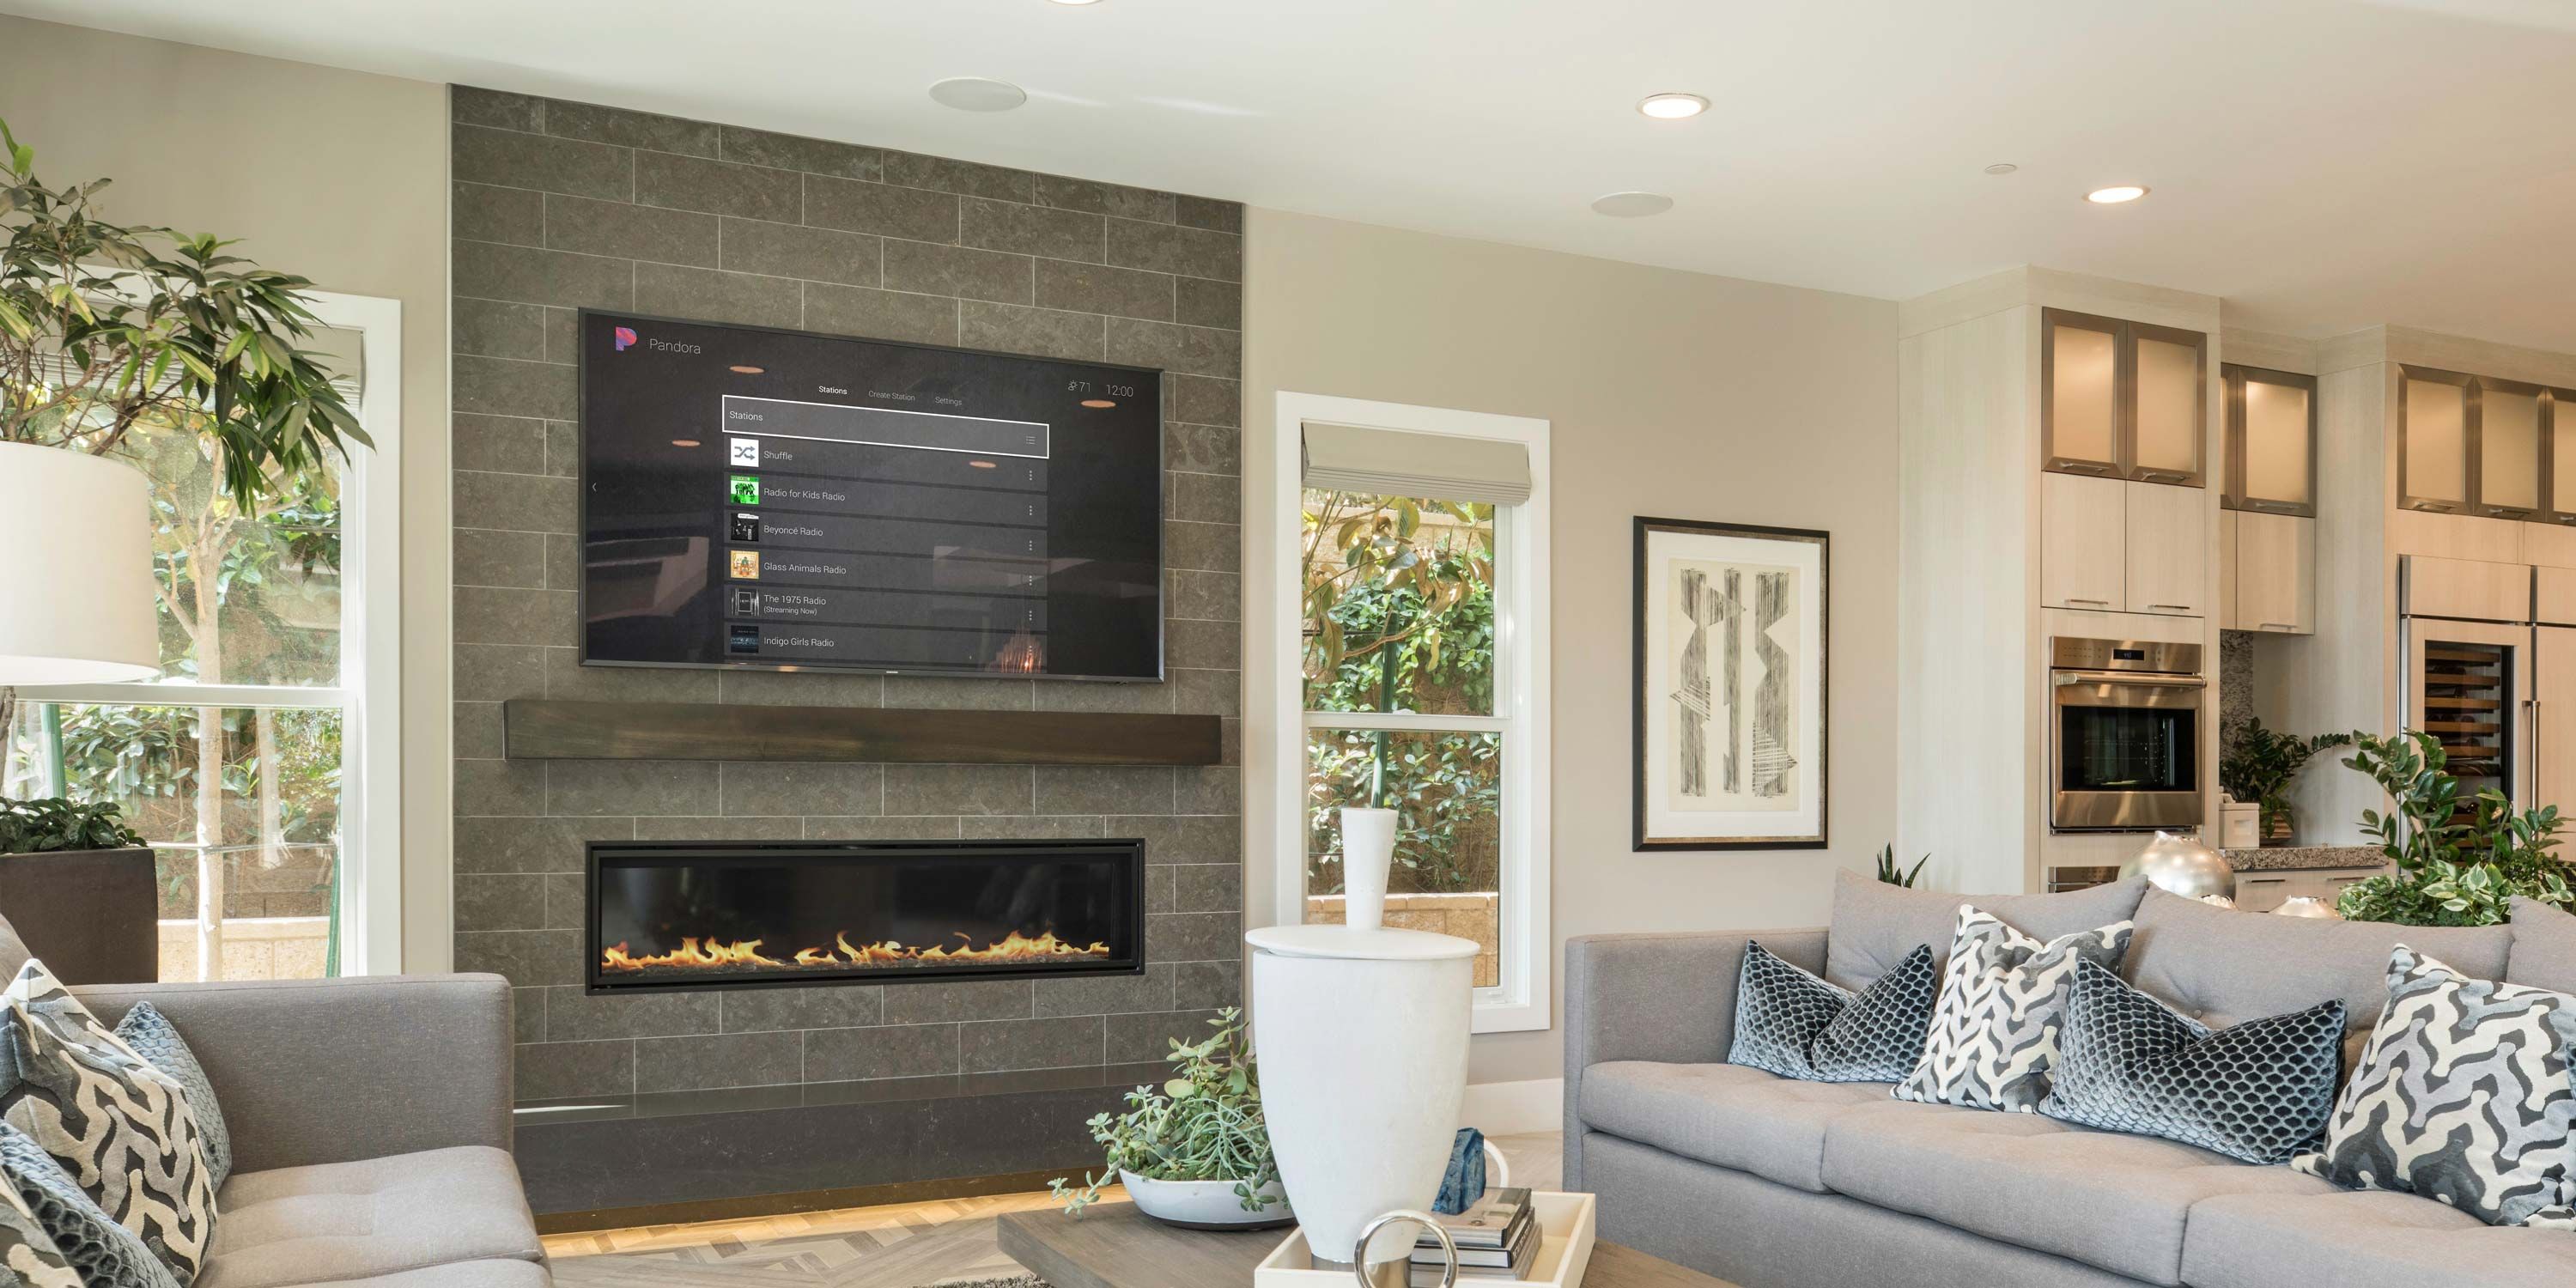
[2274,896,2342,920]
[2120,830,2235,902]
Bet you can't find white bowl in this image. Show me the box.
[1120,1170,1294,1230]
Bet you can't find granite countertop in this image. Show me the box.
[2222,845,2389,872]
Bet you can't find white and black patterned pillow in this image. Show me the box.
[1894,906,2134,1112]
[0,962,216,1281]
[2040,957,2345,1163]
[0,1121,176,1288]
[2292,946,2576,1229]
[1729,942,1937,1083]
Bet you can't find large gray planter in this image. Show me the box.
[0,848,158,983]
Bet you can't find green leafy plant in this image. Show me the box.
[0,796,145,854]
[2218,720,2353,841]
[1873,843,1929,888]
[2331,731,2572,927]
[1,116,368,508]
[1050,1007,1280,1217]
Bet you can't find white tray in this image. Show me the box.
[1255,1191,1596,1288]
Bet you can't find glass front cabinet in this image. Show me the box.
[2397,365,2565,521]
[2222,365,2317,516]
[2042,308,2207,487]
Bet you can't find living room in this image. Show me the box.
[0,3,2568,1288]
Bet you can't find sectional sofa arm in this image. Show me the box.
[1562,927,1825,1190]
[71,973,514,1175]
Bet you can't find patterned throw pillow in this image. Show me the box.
[1730,942,1938,1083]
[1895,905,2134,1112]
[0,1121,178,1288]
[2040,957,2345,1163]
[112,1004,231,1190]
[2292,946,2576,1229]
[0,962,216,1281]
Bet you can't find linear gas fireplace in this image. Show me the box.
[586,840,1145,993]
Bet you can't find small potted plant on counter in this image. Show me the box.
[1051,1006,1291,1229]
[2220,720,2353,845]
[0,796,158,982]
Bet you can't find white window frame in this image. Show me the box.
[1271,392,1551,1034]
[15,289,404,976]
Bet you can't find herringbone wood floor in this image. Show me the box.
[542,1132,1562,1288]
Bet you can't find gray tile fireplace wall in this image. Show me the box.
[446,86,1243,1103]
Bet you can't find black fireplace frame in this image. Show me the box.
[583,838,1147,995]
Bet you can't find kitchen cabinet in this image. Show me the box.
[2400,368,2473,513]
[2042,309,2207,487]
[2234,511,2314,634]
[2480,379,2545,520]
[2223,366,2316,516]
[2220,511,2241,629]
[2123,479,2205,616]
[2541,625,2576,823]
[2041,471,2126,611]
[2233,866,2388,914]
[2549,388,2576,527]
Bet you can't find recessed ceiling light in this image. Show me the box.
[1984,162,2019,175]
[929,77,1029,112]
[1637,93,1709,120]
[2086,185,2149,204]
[1590,191,1674,218]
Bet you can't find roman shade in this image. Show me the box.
[1300,421,1532,505]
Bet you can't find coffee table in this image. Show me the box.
[997,1201,1735,1288]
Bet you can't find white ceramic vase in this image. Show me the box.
[1247,920,1475,1270]
[1339,806,1397,931]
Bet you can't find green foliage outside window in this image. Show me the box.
[1302,492,1501,895]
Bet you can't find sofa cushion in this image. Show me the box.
[1893,908,2132,1112]
[1819,1097,2333,1286]
[1578,1061,1895,1194]
[2180,1189,2576,1288]
[1729,943,1937,1084]
[2124,887,2510,1066]
[1822,868,2147,991]
[273,1262,551,1288]
[199,1147,543,1288]
[2509,895,2576,994]
[2292,946,2576,1230]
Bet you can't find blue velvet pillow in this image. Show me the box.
[0,1121,179,1288]
[1729,941,1938,1083]
[112,1004,231,1190]
[2041,957,2344,1164]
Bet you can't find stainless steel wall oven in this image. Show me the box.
[2050,637,2205,831]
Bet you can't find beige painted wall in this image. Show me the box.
[1242,208,1900,1084]
[2,17,453,970]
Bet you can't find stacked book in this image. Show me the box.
[1409,1188,1541,1285]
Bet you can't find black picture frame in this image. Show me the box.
[1631,516,1831,851]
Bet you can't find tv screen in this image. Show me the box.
[577,312,1163,681]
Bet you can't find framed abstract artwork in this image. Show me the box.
[1632,517,1829,850]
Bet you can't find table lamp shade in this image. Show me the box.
[0,443,160,684]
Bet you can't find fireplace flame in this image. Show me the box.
[602,929,1111,975]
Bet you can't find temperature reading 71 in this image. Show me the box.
[1066,380,1139,398]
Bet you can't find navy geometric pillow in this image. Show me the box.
[112,1004,231,1190]
[2040,957,2344,1164]
[1729,941,1938,1083]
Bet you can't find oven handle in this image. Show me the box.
[2051,670,2208,689]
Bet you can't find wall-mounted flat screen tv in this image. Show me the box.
[577,312,1163,681]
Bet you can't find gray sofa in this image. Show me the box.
[0,915,546,1288]
[1564,873,2576,1288]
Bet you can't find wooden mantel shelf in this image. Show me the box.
[502,699,1222,765]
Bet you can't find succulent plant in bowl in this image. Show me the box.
[1050,1005,1290,1228]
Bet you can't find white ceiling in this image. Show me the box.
[12,0,2576,352]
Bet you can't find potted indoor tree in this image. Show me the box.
[0,795,157,982]
[0,116,368,712]
[1050,1007,1291,1229]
